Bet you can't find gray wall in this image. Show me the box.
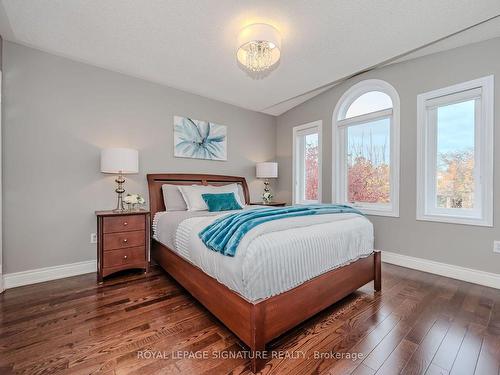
[2,41,276,274]
[276,37,500,274]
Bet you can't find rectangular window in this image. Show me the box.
[417,76,493,226]
[293,121,322,204]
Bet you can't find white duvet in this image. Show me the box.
[153,207,374,302]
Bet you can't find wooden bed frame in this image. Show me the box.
[147,173,381,373]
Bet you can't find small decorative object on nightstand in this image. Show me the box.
[249,202,286,207]
[256,162,278,204]
[123,193,146,211]
[95,209,150,282]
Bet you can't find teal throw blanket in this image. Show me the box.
[198,204,363,257]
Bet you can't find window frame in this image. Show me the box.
[416,75,494,227]
[333,79,400,217]
[292,120,323,205]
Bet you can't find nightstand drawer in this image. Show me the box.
[103,230,145,250]
[103,247,146,268]
[103,215,145,233]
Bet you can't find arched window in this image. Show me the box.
[333,79,400,217]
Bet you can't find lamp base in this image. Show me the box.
[113,173,126,212]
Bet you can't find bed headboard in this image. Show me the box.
[147,173,250,217]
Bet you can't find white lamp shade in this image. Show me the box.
[100,148,139,174]
[256,162,278,178]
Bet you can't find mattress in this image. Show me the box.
[153,206,374,302]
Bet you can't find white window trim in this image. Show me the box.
[416,75,494,227]
[332,79,400,217]
[292,120,323,205]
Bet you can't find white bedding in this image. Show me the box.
[153,206,374,302]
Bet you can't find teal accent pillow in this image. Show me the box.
[202,193,243,212]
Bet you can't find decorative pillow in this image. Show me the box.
[178,184,244,211]
[201,193,242,212]
[161,184,188,211]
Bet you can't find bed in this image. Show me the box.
[147,173,381,373]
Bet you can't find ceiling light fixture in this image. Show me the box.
[237,23,281,73]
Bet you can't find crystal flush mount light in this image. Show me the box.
[237,23,281,73]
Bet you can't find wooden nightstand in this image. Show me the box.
[95,210,150,282]
[249,202,287,207]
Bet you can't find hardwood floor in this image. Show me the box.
[1,264,499,374]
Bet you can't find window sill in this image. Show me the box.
[350,205,399,218]
[416,214,492,227]
[361,210,399,218]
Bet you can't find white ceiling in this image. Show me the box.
[0,1,499,116]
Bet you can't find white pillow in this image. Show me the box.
[236,184,247,206]
[178,184,245,211]
[161,184,188,211]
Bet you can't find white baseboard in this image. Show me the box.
[3,260,97,289]
[382,251,500,289]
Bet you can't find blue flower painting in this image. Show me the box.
[174,116,227,161]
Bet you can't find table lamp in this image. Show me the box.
[101,148,139,212]
[256,162,278,204]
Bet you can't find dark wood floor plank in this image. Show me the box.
[362,280,442,371]
[401,317,451,375]
[1,264,499,375]
[449,323,484,375]
[431,319,468,371]
[322,293,425,374]
[375,338,418,375]
[474,333,500,375]
[352,363,376,375]
[426,363,449,375]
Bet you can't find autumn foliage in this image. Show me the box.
[437,150,474,208]
[305,142,319,200]
[347,138,390,204]
[348,157,390,203]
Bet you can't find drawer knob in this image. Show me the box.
[123,255,128,259]
[123,222,128,226]
[123,238,128,243]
